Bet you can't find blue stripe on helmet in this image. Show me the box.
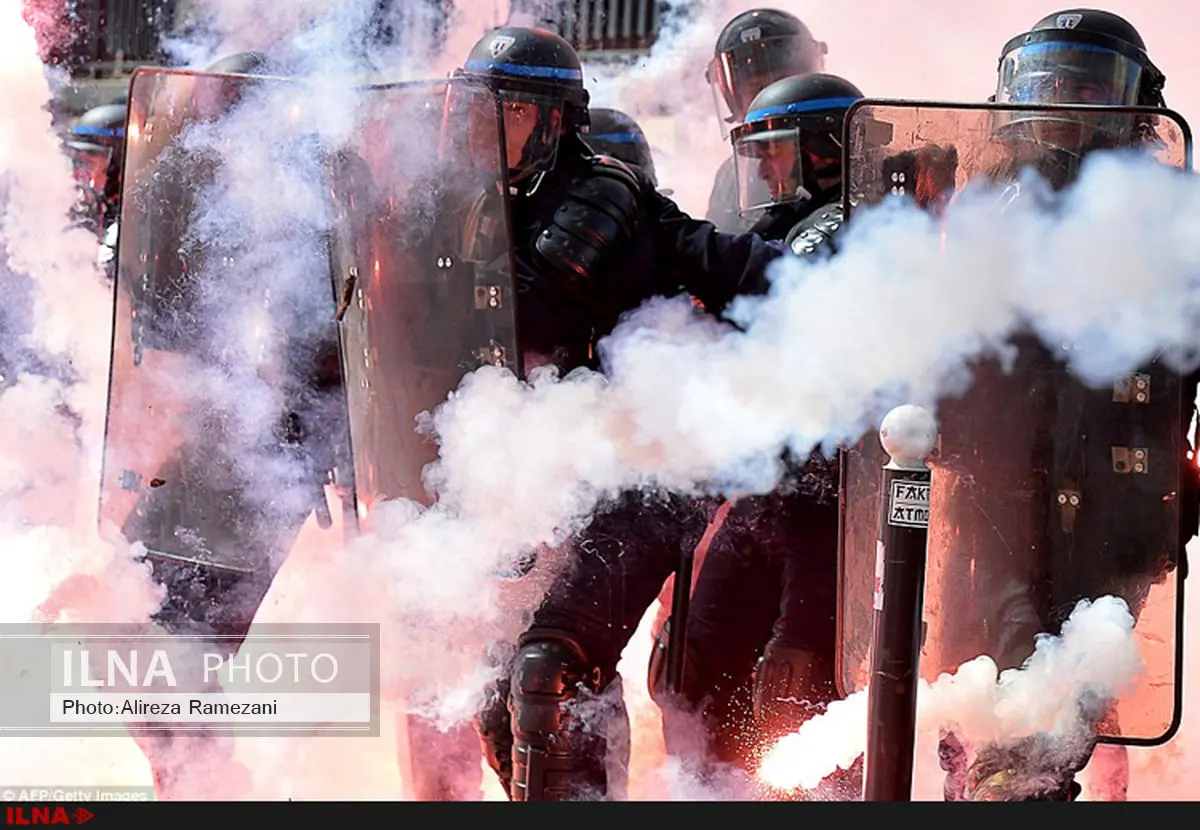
[744,96,861,124]
[73,124,125,138]
[464,59,583,81]
[1011,41,1124,58]
[589,132,641,143]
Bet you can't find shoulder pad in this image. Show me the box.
[586,153,644,191]
[533,154,643,287]
[785,202,845,258]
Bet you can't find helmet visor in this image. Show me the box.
[732,101,847,214]
[733,126,808,214]
[66,140,113,196]
[705,34,827,137]
[443,81,564,183]
[994,42,1145,153]
[996,41,1143,107]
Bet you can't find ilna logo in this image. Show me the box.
[5,807,93,824]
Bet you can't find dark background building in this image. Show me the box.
[509,0,663,56]
[35,0,670,117]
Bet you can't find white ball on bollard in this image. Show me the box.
[879,405,938,468]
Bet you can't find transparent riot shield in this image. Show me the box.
[836,101,1193,743]
[99,68,351,581]
[323,78,519,801]
[327,78,519,520]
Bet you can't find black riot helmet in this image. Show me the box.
[451,26,590,186]
[730,73,861,216]
[706,9,828,137]
[65,101,128,221]
[992,10,1165,155]
[585,108,659,186]
[206,51,273,76]
[185,51,282,123]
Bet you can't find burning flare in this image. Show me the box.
[758,596,1143,793]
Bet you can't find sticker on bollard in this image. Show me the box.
[872,540,886,611]
[888,480,930,528]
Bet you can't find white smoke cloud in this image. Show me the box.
[0,0,111,457]
[584,0,1200,217]
[574,0,1200,802]
[0,0,167,796]
[759,596,1144,793]
[380,151,1198,796]
[6,0,1200,803]
[0,0,156,615]
[424,152,1200,522]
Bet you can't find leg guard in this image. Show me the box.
[509,633,622,801]
[475,676,515,798]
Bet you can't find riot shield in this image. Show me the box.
[326,78,519,518]
[99,68,351,580]
[836,101,1193,743]
[324,78,519,801]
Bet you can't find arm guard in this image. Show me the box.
[785,202,845,258]
[533,155,642,292]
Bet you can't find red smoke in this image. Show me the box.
[21,0,78,65]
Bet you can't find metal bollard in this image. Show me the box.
[862,404,938,801]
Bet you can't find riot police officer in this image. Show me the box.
[704,9,828,233]
[116,50,350,800]
[454,26,792,801]
[585,107,660,188]
[447,26,784,373]
[92,50,274,283]
[65,101,127,240]
[647,74,862,796]
[729,72,858,252]
[930,9,1196,802]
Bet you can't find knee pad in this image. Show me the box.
[511,637,595,720]
[510,634,615,801]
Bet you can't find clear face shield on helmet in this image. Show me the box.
[992,40,1144,154]
[66,140,113,202]
[732,116,842,216]
[443,78,565,186]
[706,35,827,138]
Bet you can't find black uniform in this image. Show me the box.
[703,9,828,232]
[514,150,781,371]
[452,27,788,801]
[646,75,862,796]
